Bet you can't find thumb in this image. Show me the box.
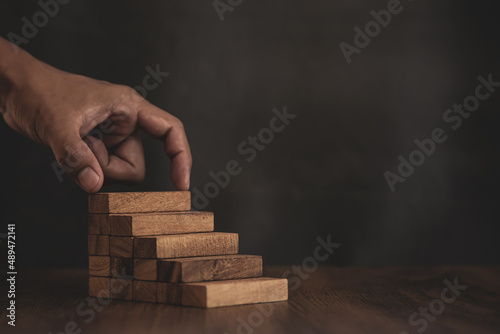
[50,132,104,193]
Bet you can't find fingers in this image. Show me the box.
[137,101,192,190]
[86,131,145,184]
[49,128,104,193]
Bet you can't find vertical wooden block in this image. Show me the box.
[134,233,238,259]
[88,235,109,255]
[133,281,158,303]
[88,214,110,235]
[89,277,110,298]
[89,191,191,214]
[157,283,182,305]
[109,211,214,236]
[89,256,110,277]
[134,259,157,281]
[157,278,288,308]
[110,277,133,300]
[157,255,263,283]
[110,237,134,258]
[110,258,134,278]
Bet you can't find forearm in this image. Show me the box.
[0,37,40,113]
[0,38,16,111]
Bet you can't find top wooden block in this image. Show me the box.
[88,192,191,214]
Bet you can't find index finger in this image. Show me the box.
[137,101,192,191]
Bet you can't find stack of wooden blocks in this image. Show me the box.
[87,191,288,308]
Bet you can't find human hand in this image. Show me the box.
[0,38,191,193]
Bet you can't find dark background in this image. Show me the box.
[0,0,499,268]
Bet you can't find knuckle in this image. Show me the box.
[55,140,89,171]
[117,85,141,100]
[170,116,184,130]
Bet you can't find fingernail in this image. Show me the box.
[78,167,100,192]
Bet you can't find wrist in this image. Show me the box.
[0,38,43,112]
[0,39,17,111]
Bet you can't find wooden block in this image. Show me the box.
[110,211,214,236]
[133,281,158,303]
[134,259,157,281]
[89,256,110,277]
[157,255,262,283]
[88,214,110,235]
[134,233,238,259]
[110,258,134,278]
[89,277,110,298]
[110,237,134,258]
[157,282,182,305]
[110,277,133,300]
[89,191,191,214]
[88,235,109,255]
[157,277,288,308]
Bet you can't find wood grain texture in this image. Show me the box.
[157,277,288,308]
[110,277,133,300]
[157,255,262,283]
[133,281,158,303]
[89,256,110,277]
[88,276,110,298]
[134,259,157,281]
[111,258,134,278]
[134,232,238,259]
[7,267,500,334]
[110,237,134,258]
[157,282,182,305]
[89,191,191,214]
[88,235,109,255]
[88,214,110,235]
[109,211,214,236]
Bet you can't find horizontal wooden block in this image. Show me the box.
[109,255,260,282]
[89,191,191,214]
[110,237,134,258]
[157,277,288,308]
[110,277,133,300]
[157,255,262,283]
[88,214,110,235]
[111,258,134,278]
[89,277,110,298]
[110,211,214,236]
[133,281,158,303]
[89,256,110,277]
[134,259,157,281]
[88,235,109,255]
[134,233,238,259]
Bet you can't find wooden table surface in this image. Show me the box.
[1,266,499,334]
